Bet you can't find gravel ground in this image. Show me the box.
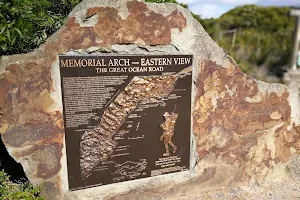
[182,178,300,200]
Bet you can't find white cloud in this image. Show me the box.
[177,0,200,4]
[211,0,259,5]
[177,0,259,19]
[189,3,233,18]
[257,0,300,6]
[178,0,300,19]
[177,0,259,6]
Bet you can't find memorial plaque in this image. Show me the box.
[59,55,193,190]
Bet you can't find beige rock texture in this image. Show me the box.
[0,0,300,199]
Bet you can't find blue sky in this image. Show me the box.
[176,0,300,18]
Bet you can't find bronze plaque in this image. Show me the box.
[59,55,192,191]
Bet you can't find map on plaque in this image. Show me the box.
[59,55,193,190]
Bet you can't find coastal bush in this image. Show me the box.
[0,170,44,199]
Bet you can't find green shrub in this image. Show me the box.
[0,0,81,55]
[200,5,294,79]
[0,170,44,200]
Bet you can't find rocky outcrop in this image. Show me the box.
[0,0,299,199]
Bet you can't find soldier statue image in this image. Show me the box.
[160,112,178,156]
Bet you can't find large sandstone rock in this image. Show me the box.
[0,0,299,199]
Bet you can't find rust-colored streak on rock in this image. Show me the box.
[32,142,63,179]
[46,1,187,50]
[194,61,290,137]
[13,145,39,158]
[274,123,300,162]
[40,181,61,200]
[83,1,186,46]
[127,1,148,14]
[2,122,60,148]
[42,1,186,62]
[167,10,187,31]
[193,60,296,182]
[86,7,103,17]
[62,17,96,52]
[0,60,52,125]
[0,37,63,198]
[0,1,187,197]
[91,7,126,45]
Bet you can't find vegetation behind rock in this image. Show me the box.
[0,0,80,55]
[0,0,295,81]
[199,5,295,80]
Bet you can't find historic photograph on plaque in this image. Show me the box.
[59,55,193,190]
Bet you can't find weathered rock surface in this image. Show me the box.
[0,0,299,199]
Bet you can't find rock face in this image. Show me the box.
[0,0,299,199]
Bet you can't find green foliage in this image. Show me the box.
[144,3,294,79]
[0,170,44,199]
[0,0,81,55]
[200,5,294,79]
